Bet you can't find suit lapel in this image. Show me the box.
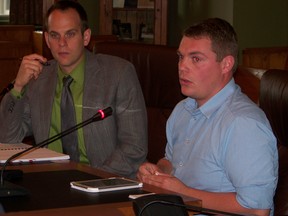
[83,51,101,120]
[38,65,58,140]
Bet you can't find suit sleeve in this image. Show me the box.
[0,92,32,143]
[100,62,148,178]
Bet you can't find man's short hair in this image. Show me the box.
[184,18,239,73]
[44,0,89,34]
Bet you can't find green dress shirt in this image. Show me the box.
[48,58,89,164]
[11,57,88,163]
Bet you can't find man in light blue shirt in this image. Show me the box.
[137,18,278,216]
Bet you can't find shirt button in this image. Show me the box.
[179,162,183,167]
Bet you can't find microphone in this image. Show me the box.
[0,82,14,97]
[0,107,113,197]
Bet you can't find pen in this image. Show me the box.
[39,61,50,66]
[19,58,50,66]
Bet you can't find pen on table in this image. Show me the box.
[19,58,50,66]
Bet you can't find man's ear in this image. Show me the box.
[221,55,234,74]
[83,29,91,46]
[44,31,51,49]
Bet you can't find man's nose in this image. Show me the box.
[178,58,188,73]
[58,36,68,46]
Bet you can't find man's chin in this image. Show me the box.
[181,87,193,98]
[57,62,73,73]
[57,59,72,67]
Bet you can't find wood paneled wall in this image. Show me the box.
[242,47,288,70]
[0,25,34,90]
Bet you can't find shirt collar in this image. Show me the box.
[184,78,237,118]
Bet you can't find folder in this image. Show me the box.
[0,143,70,163]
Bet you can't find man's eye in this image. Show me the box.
[50,32,59,39]
[177,54,183,61]
[65,31,76,39]
[192,57,200,62]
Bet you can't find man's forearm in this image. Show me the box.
[178,186,270,216]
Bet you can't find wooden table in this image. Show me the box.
[2,161,201,216]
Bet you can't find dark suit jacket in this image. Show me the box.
[0,50,148,178]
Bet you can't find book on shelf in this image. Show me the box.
[114,0,154,9]
[137,0,154,9]
[124,0,137,8]
[0,143,70,164]
[113,0,125,8]
[112,19,121,36]
[119,23,133,40]
[139,23,154,41]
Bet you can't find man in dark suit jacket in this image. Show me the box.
[0,1,147,178]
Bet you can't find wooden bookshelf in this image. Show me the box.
[99,0,167,45]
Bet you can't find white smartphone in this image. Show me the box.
[70,177,143,193]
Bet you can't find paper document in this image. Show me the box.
[0,143,70,163]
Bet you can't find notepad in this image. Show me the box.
[0,143,70,163]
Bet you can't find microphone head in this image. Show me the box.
[99,107,113,118]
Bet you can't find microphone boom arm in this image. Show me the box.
[0,107,113,187]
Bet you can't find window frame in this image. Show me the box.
[0,0,9,23]
[0,0,9,15]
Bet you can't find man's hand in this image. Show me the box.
[137,162,162,182]
[138,168,188,194]
[137,160,188,195]
[14,54,48,93]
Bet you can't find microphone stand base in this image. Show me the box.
[0,181,29,197]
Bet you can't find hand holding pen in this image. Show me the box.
[14,54,50,93]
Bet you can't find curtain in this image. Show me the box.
[9,0,43,26]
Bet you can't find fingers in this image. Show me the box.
[21,55,46,75]
[137,162,158,179]
[140,173,174,188]
[14,54,47,92]
[154,171,170,176]
[137,162,171,184]
[137,162,185,193]
[137,163,153,181]
[22,53,48,64]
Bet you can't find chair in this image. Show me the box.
[259,69,288,215]
[93,42,183,163]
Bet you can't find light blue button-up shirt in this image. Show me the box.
[165,79,278,211]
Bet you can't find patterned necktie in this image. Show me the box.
[61,75,79,161]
